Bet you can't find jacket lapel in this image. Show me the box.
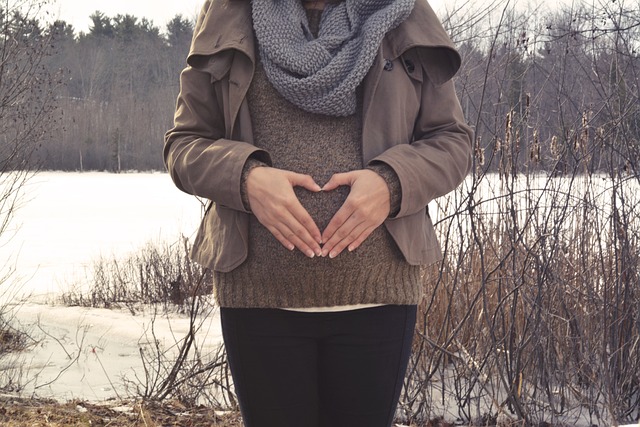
[187,0,256,140]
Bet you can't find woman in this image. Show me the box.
[164,0,472,424]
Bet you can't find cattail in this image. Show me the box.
[579,110,589,149]
[530,130,540,163]
[505,111,512,148]
[550,135,559,158]
[495,138,502,153]
[475,136,485,166]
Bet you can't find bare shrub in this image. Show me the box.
[0,0,61,393]
[401,160,639,426]
[129,291,235,410]
[400,1,640,425]
[0,321,28,356]
[60,236,212,313]
[59,237,234,409]
[0,307,32,394]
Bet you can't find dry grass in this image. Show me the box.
[60,237,212,312]
[0,396,525,427]
[0,326,29,356]
[0,396,243,427]
[400,171,640,425]
[0,396,574,427]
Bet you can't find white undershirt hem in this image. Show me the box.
[281,303,386,313]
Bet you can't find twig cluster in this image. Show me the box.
[399,1,640,423]
[60,236,212,314]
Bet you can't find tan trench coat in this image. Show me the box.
[164,0,473,273]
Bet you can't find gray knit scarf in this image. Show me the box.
[252,0,415,116]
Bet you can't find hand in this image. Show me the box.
[246,167,323,258]
[321,169,391,258]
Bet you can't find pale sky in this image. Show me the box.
[49,0,206,33]
[48,0,449,34]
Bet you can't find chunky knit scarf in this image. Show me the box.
[252,0,415,116]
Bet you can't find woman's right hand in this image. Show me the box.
[246,167,323,258]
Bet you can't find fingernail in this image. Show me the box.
[321,249,329,257]
[288,245,295,251]
[315,248,323,257]
[329,251,337,259]
[306,250,315,258]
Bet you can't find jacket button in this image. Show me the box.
[404,59,415,73]
[383,59,394,71]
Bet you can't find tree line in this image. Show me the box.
[3,1,640,173]
[28,10,194,171]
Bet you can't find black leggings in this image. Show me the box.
[220,305,417,427]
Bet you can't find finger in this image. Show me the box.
[324,218,370,258]
[285,198,322,248]
[321,202,355,246]
[322,171,355,192]
[287,171,322,193]
[264,225,295,251]
[252,193,321,255]
[267,214,322,258]
[285,219,322,257]
[321,205,363,256]
[285,172,323,245]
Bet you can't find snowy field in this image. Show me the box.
[0,172,221,401]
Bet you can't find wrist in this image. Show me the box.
[242,160,268,212]
[366,164,401,217]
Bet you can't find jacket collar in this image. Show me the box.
[187,0,460,84]
[385,0,461,84]
[187,0,255,79]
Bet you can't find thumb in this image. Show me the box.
[287,171,322,192]
[322,171,356,191]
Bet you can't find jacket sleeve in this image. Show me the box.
[369,75,473,218]
[163,66,271,212]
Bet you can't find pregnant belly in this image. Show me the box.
[294,185,350,231]
[246,185,351,261]
[242,180,404,288]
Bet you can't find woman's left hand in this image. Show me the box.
[321,169,390,258]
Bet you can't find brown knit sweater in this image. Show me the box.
[212,9,423,308]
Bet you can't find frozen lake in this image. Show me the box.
[0,172,221,402]
[1,171,202,300]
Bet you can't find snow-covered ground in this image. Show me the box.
[8,302,222,401]
[0,172,218,401]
